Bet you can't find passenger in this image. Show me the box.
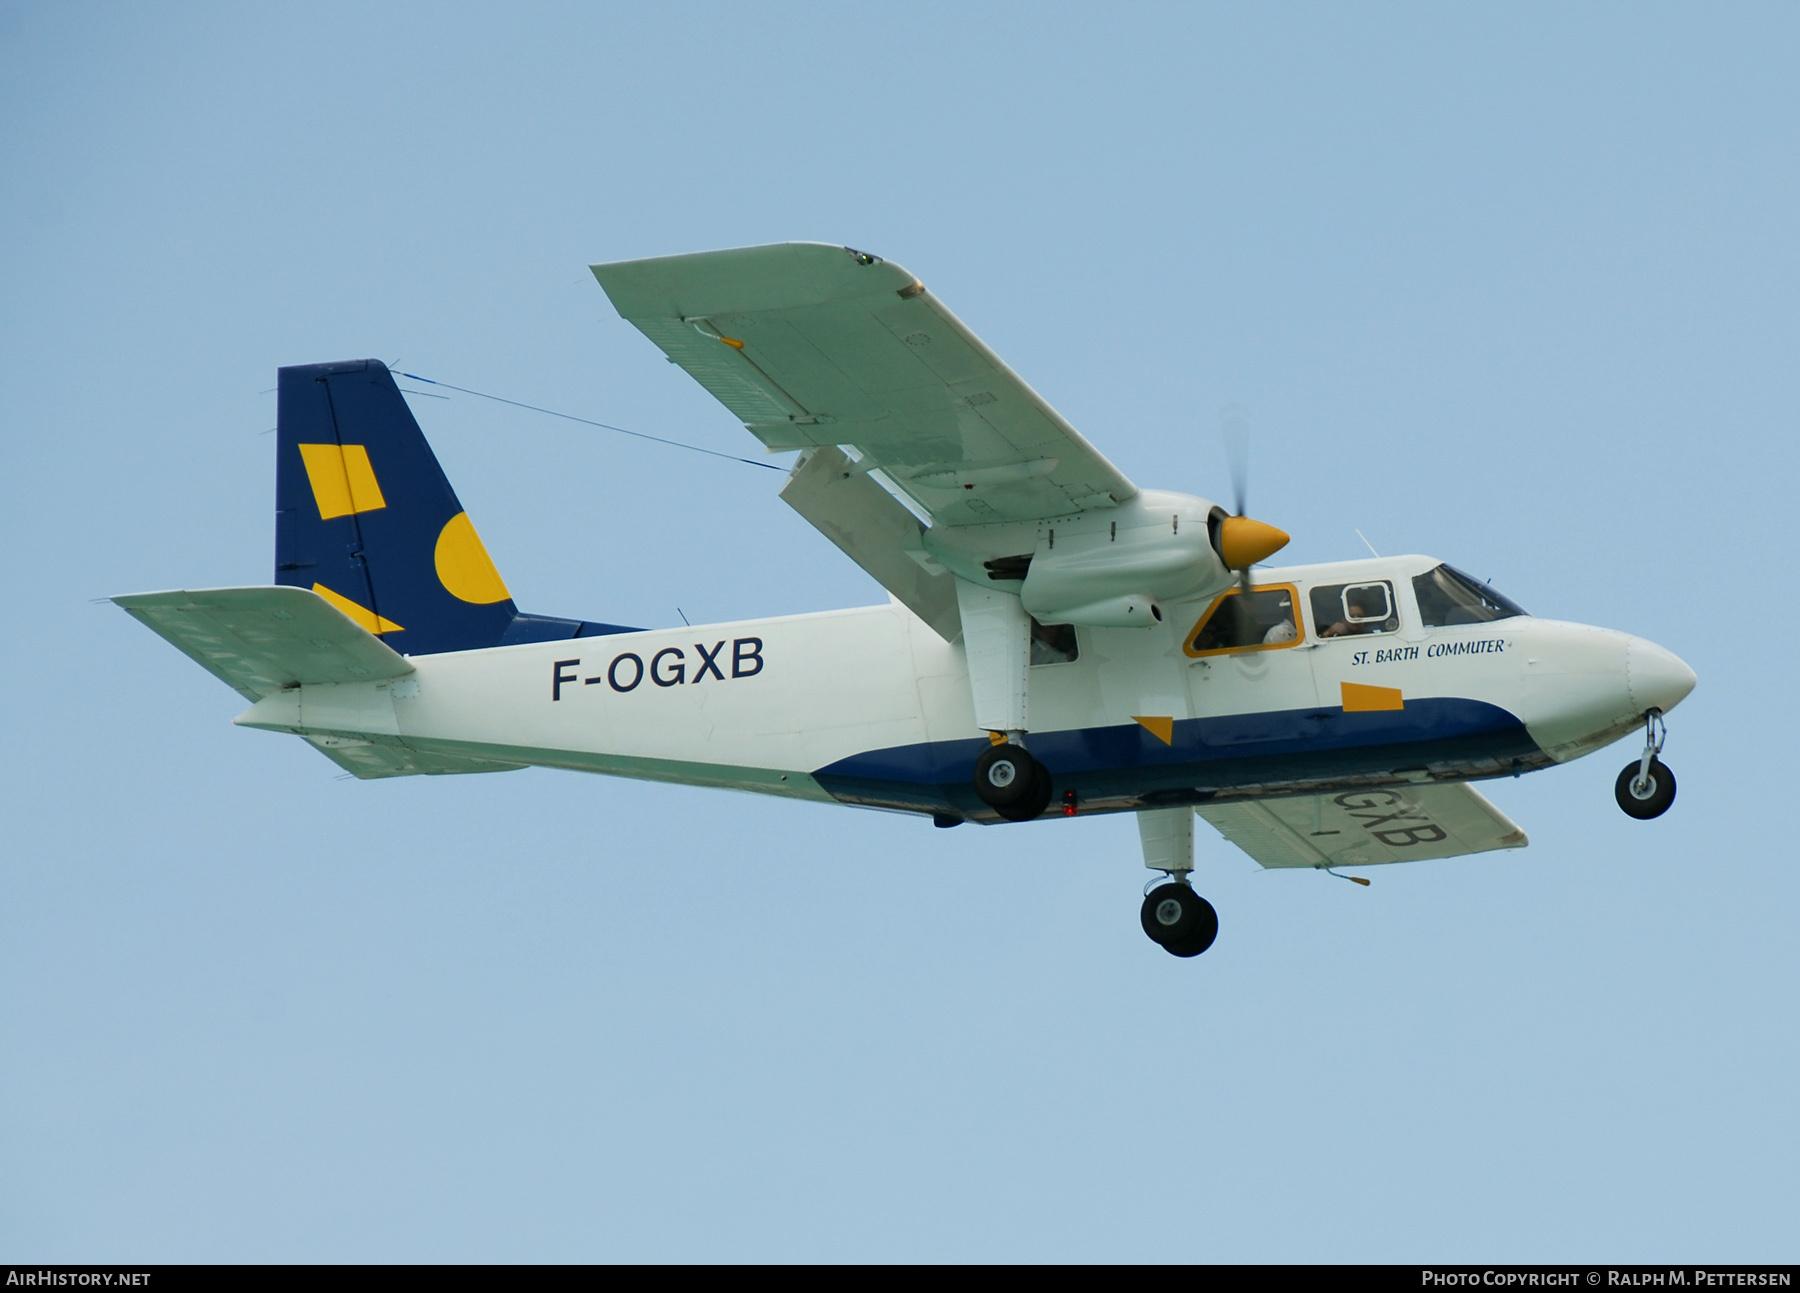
[1321,590,1381,638]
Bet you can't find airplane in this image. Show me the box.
[115,242,1697,958]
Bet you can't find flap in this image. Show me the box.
[593,243,1138,526]
[114,585,415,701]
[1196,782,1528,869]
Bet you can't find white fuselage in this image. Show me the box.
[236,553,1695,823]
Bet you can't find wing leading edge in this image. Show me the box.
[592,242,1138,528]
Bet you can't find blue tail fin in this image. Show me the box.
[275,360,633,654]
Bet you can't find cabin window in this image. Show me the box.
[1185,585,1301,657]
[1310,580,1399,638]
[1412,564,1527,627]
[1029,618,1079,666]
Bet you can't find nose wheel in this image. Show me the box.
[1141,881,1218,958]
[1616,710,1677,820]
[1616,757,1676,819]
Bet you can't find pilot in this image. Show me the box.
[1193,600,1243,652]
[1195,594,1298,651]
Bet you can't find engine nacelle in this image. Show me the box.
[1019,491,1233,628]
[1034,594,1165,628]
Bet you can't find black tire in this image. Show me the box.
[993,760,1054,822]
[1615,758,1676,820]
[973,743,1038,808]
[1141,883,1216,953]
[1164,905,1220,958]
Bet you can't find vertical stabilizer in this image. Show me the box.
[275,360,632,654]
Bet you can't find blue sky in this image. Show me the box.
[3,1,1795,1261]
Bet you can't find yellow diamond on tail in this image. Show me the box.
[297,443,387,520]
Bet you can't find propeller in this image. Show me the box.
[1222,401,1252,519]
[1214,402,1290,595]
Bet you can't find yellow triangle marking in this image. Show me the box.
[1132,715,1175,745]
[312,583,404,635]
[1341,682,1403,712]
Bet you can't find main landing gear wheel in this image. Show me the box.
[973,744,1053,821]
[1141,883,1219,958]
[1616,757,1676,820]
[995,761,1053,822]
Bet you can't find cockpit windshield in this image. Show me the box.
[1412,564,1527,627]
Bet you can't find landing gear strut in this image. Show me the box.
[954,578,1050,822]
[1616,709,1677,820]
[1141,880,1218,958]
[1137,806,1217,957]
[972,742,1054,822]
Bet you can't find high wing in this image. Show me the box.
[1196,783,1529,869]
[592,243,1139,528]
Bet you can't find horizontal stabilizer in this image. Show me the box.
[1197,782,1527,869]
[114,585,414,701]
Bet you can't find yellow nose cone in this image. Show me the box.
[1218,515,1290,570]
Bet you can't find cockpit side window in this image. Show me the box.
[1029,618,1079,666]
[1310,580,1399,638]
[1412,564,1527,627]
[1185,585,1301,656]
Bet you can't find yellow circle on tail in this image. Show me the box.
[434,512,512,605]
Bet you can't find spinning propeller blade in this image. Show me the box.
[1215,403,1290,596]
[1221,402,1251,519]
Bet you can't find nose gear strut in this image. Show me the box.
[1615,708,1677,820]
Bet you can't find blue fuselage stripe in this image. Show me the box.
[811,698,1542,818]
